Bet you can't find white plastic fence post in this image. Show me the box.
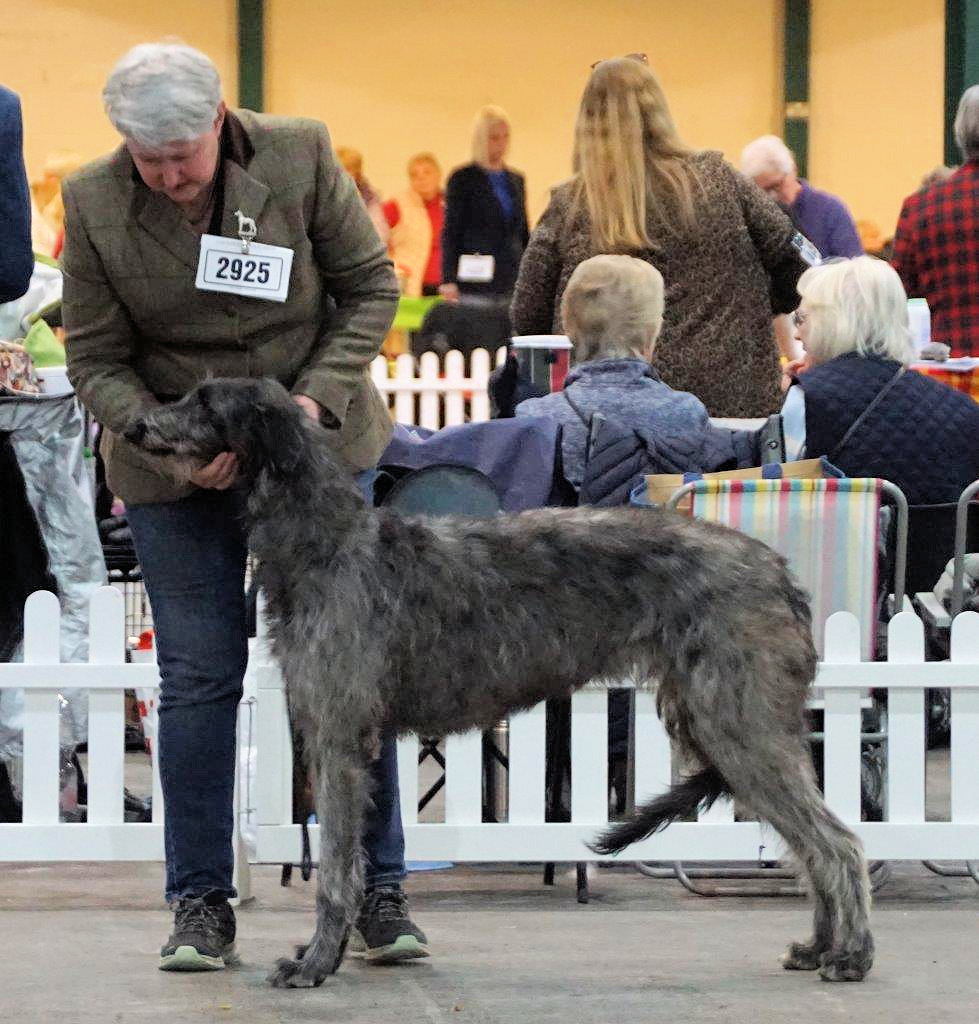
[443,350,466,426]
[508,704,546,823]
[885,610,925,822]
[571,688,608,825]
[397,735,420,826]
[21,591,61,824]
[394,354,416,425]
[633,690,671,803]
[444,731,482,824]
[255,598,291,828]
[822,612,863,822]
[86,587,126,825]
[418,351,441,430]
[469,349,491,423]
[950,612,979,823]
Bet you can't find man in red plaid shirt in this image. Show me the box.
[892,85,979,358]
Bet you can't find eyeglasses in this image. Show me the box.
[591,52,648,70]
[792,309,809,328]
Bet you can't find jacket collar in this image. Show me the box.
[565,357,661,387]
[117,110,270,271]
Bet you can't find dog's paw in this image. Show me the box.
[782,941,824,971]
[817,935,874,982]
[268,956,326,989]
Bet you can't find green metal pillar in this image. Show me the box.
[945,0,979,164]
[783,0,810,178]
[237,0,265,112]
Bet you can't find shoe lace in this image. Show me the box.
[176,898,224,933]
[368,886,409,923]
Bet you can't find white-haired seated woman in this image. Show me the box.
[782,256,979,505]
[514,254,751,501]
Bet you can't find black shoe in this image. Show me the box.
[159,897,238,971]
[349,884,429,964]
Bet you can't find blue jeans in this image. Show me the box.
[127,478,406,904]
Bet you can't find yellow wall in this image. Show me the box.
[266,0,782,222]
[0,1,948,238]
[810,0,945,237]
[1,0,237,181]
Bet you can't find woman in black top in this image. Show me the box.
[440,105,529,298]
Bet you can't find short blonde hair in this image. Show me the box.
[561,255,665,362]
[471,105,510,166]
[407,151,440,174]
[798,256,913,366]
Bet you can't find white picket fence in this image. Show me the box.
[369,348,507,428]
[2,587,979,872]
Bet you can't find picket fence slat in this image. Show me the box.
[22,591,62,825]
[445,731,482,824]
[86,587,126,826]
[950,612,979,823]
[886,611,926,823]
[571,689,607,825]
[508,705,546,824]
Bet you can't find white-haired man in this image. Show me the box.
[62,42,428,973]
[741,134,862,260]
[892,86,979,357]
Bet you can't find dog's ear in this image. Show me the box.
[250,393,308,477]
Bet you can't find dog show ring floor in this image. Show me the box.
[0,857,976,1024]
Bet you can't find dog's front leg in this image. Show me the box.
[269,744,368,988]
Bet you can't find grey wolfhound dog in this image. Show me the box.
[127,377,874,989]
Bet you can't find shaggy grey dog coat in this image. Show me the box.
[128,378,874,989]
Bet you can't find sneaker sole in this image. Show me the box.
[159,944,238,972]
[363,935,430,965]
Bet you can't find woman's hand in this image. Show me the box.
[190,452,239,489]
[780,356,809,393]
[438,282,460,302]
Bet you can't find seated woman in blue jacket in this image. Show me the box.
[514,254,750,498]
[782,256,979,506]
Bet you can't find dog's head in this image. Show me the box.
[125,377,309,479]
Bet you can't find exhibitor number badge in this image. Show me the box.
[196,234,294,303]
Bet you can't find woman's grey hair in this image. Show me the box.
[797,256,913,367]
[953,85,979,161]
[471,105,510,166]
[103,42,222,148]
[560,255,665,363]
[740,134,796,179]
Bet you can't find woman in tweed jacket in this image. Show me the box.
[511,58,807,418]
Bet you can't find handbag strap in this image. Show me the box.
[828,365,906,462]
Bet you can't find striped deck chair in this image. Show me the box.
[667,478,908,659]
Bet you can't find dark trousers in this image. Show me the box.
[127,479,405,903]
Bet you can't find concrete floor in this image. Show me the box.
[0,858,976,1024]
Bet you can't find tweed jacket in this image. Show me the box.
[62,109,397,505]
[510,152,806,418]
[441,163,529,295]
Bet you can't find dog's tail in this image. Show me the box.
[587,766,728,856]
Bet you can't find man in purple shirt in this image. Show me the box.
[741,135,863,259]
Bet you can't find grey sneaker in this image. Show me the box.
[349,884,429,964]
[159,897,238,971]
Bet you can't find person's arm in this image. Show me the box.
[891,197,920,298]
[509,195,562,336]
[440,169,466,288]
[62,178,161,433]
[730,162,807,315]
[293,124,399,427]
[0,88,33,303]
[828,200,864,258]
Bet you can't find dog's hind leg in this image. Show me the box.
[704,736,873,982]
[269,742,369,988]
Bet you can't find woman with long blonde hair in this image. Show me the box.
[512,57,806,417]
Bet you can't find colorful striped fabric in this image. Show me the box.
[688,478,882,657]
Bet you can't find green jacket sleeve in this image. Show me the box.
[293,124,399,425]
[62,177,162,433]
